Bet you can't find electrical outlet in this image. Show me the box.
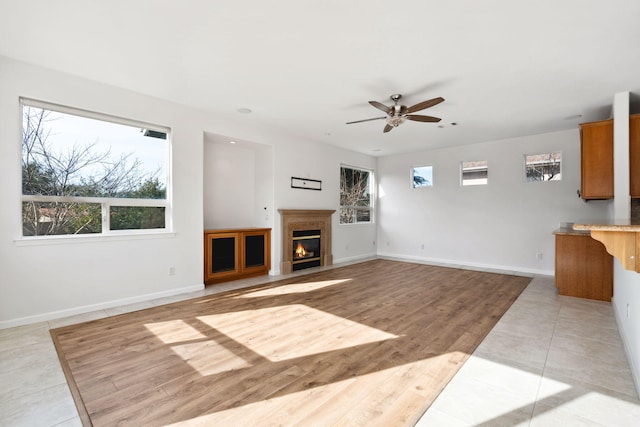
[536,252,543,260]
[169,266,176,276]
[421,244,425,250]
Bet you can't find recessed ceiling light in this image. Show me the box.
[229,140,237,144]
[372,148,382,152]
[438,122,458,128]
[564,114,583,120]
[325,132,332,136]
[237,108,252,114]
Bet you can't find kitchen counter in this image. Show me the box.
[571,220,640,273]
[553,225,590,236]
[573,219,640,232]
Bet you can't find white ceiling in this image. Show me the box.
[1,0,639,156]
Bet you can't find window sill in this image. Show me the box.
[14,231,177,246]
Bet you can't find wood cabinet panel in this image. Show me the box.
[630,114,640,197]
[555,233,613,301]
[204,228,271,284]
[579,119,614,200]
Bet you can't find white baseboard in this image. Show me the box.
[612,296,640,399]
[376,252,552,277]
[0,284,205,330]
[333,252,378,266]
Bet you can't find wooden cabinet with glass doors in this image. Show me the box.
[204,228,271,284]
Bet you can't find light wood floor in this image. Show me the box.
[50,259,530,426]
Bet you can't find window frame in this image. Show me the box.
[19,98,172,239]
[339,164,374,225]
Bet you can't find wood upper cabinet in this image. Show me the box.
[579,118,614,200]
[630,114,640,197]
[579,114,640,200]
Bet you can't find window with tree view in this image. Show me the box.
[340,166,373,224]
[524,152,561,182]
[412,165,433,188]
[21,99,170,237]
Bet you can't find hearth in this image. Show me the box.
[278,209,335,274]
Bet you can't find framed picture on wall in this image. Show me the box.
[291,177,322,191]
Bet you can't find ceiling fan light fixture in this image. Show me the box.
[386,115,406,127]
[346,93,444,133]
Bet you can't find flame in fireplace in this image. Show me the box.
[295,242,306,258]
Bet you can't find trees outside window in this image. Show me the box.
[412,166,433,188]
[340,166,373,224]
[21,99,170,237]
[524,152,562,182]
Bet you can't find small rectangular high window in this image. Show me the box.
[461,161,488,186]
[524,152,562,182]
[412,165,433,188]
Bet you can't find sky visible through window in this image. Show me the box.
[34,107,168,187]
[412,166,433,188]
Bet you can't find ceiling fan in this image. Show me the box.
[346,94,444,133]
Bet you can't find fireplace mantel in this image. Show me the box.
[278,209,335,274]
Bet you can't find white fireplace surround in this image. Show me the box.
[278,209,335,274]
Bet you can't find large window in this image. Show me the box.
[21,99,170,237]
[340,165,373,224]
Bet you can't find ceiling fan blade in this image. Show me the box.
[406,115,441,123]
[346,116,387,125]
[369,101,392,114]
[406,97,445,113]
[383,124,394,133]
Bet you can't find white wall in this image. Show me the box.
[0,56,206,327]
[273,139,378,269]
[202,132,377,274]
[377,129,609,275]
[0,56,378,326]
[203,133,276,230]
[253,142,274,229]
[203,136,258,229]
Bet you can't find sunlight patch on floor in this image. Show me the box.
[144,319,206,343]
[198,304,399,362]
[162,377,356,426]
[169,340,252,376]
[235,279,352,297]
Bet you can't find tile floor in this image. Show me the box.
[1,271,639,426]
[417,275,640,426]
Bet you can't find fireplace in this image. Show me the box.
[292,229,321,271]
[278,209,335,274]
